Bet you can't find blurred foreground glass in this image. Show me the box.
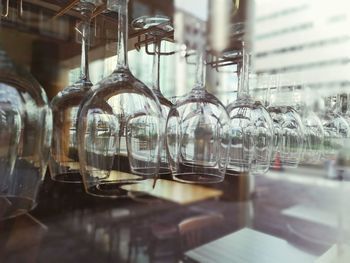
[226,25,274,175]
[49,1,95,183]
[0,47,52,219]
[132,15,173,176]
[77,0,163,197]
[166,44,231,183]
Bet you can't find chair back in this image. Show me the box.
[178,213,224,251]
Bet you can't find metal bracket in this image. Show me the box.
[206,51,242,72]
[133,20,175,56]
[134,33,175,55]
[52,0,79,20]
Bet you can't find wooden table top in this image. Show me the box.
[122,179,223,205]
[46,160,223,205]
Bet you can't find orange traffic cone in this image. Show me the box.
[272,152,283,171]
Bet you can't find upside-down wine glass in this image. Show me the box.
[132,15,173,176]
[297,88,324,164]
[0,43,52,219]
[166,20,231,184]
[49,0,95,183]
[321,95,350,161]
[267,84,304,169]
[226,36,274,175]
[77,0,163,197]
[259,75,283,170]
[335,94,350,179]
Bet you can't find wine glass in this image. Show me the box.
[300,108,324,164]
[336,93,350,126]
[321,96,350,161]
[226,40,274,175]
[77,0,163,197]
[267,87,304,169]
[132,15,173,176]
[335,94,350,179]
[49,0,95,183]
[166,24,231,184]
[259,75,283,170]
[297,89,324,164]
[0,47,52,219]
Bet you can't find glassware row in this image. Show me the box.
[1,0,349,219]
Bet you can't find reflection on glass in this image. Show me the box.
[77,0,163,198]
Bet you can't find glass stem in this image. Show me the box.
[80,14,92,85]
[237,43,250,99]
[152,39,161,92]
[115,0,128,70]
[194,49,206,91]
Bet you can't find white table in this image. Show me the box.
[185,228,315,263]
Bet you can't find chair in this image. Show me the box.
[148,212,224,262]
[178,213,224,252]
[148,222,179,263]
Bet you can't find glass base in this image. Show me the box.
[282,161,299,168]
[158,167,171,175]
[51,171,82,184]
[130,167,158,177]
[0,196,35,221]
[86,179,150,198]
[86,183,131,198]
[127,190,164,205]
[225,169,249,176]
[227,162,250,174]
[172,173,224,184]
[250,166,269,175]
